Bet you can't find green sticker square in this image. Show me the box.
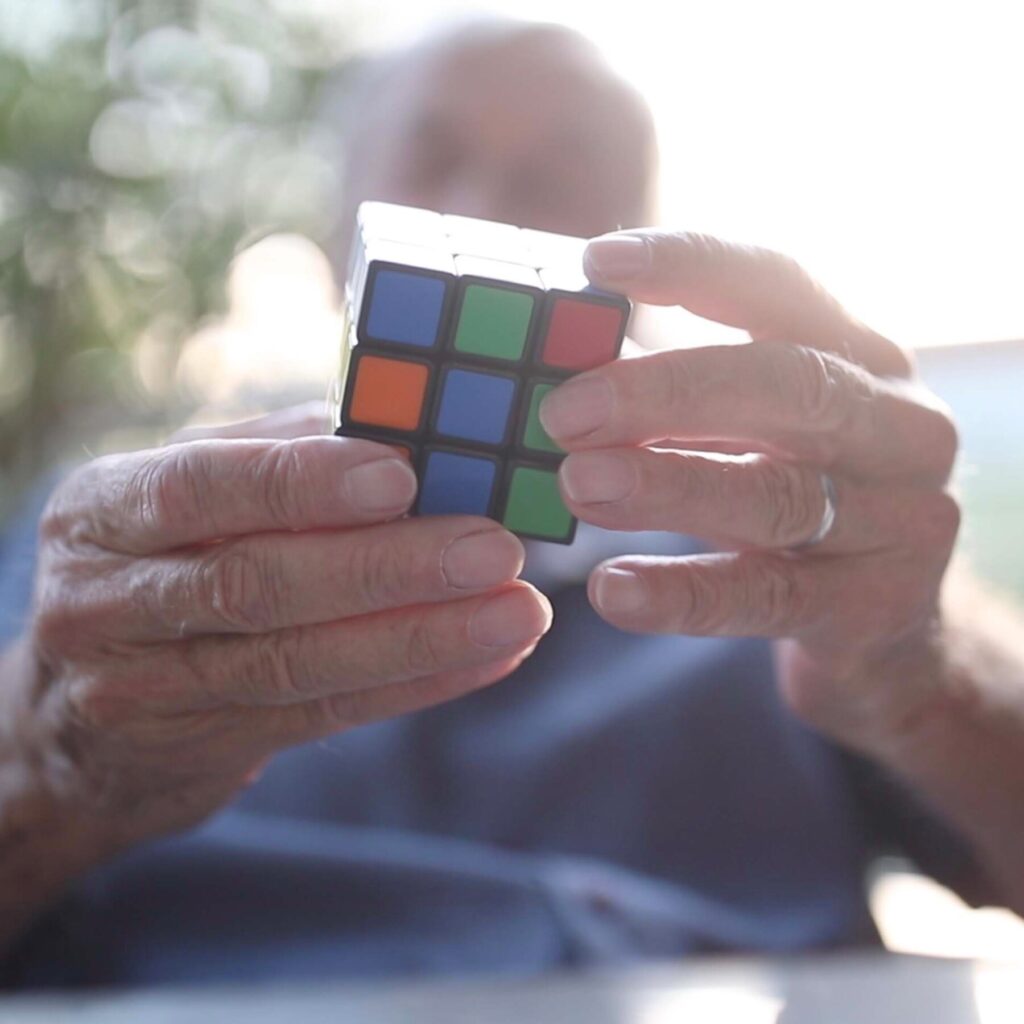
[522,382,563,454]
[454,284,533,361]
[502,465,574,541]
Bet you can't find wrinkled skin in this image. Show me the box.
[14,413,550,850]
[542,230,960,754]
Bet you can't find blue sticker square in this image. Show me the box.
[435,368,516,445]
[419,450,497,517]
[365,268,447,348]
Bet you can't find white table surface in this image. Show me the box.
[2,953,1023,1024]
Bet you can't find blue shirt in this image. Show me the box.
[0,480,979,988]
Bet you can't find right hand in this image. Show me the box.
[12,406,550,855]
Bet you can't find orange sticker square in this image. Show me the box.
[349,354,430,432]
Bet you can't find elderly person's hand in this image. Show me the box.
[540,231,959,755]
[10,405,549,860]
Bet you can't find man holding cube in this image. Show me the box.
[2,16,1024,984]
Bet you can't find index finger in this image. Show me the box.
[538,344,957,485]
[46,436,418,555]
[583,229,913,379]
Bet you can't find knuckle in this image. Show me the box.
[195,545,280,633]
[254,442,311,529]
[132,447,208,536]
[258,628,314,701]
[63,674,135,733]
[220,622,315,704]
[750,557,809,632]
[754,460,823,548]
[175,641,223,707]
[783,346,845,429]
[41,459,118,548]
[345,535,410,610]
[397,614,448,678]
[672,563,722,633]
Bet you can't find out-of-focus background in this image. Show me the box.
[2,0,1023,960]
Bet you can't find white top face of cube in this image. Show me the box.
[443,233,533,263]
[365,239,456,276]
[538,264,593,294]
[353,203,592,276]
[441,213,523,243]
[454,255,542,289]
[520,229,588,270]
[441,214,531,263]
[358,201,447,247]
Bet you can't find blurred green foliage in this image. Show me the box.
[0,0,357,520]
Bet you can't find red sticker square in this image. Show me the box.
[540,298,625,371]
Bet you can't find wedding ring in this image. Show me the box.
[790,472,837,551]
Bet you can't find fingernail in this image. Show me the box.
[442,530,525,590]
[561,452,636,505]
[585,234,650,280]
[592,567,648,615]
[539,376,613,440]
[344,458,417,513]
[470,588,553,648]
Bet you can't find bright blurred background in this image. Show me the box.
[2,0,1023,961]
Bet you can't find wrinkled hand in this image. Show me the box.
[16,404,549,849]
[540,231,959,750]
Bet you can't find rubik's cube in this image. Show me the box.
[334,202,630,543]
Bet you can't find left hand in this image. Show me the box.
[539,230,961,753]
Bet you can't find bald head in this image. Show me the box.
[327,18,658,270]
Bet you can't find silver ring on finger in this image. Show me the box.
[789,471,837,552]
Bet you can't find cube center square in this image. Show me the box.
[434,367,517,446]
[365,268,448,349]
[540,297,626,372]
[347,353,431,433]
[454,283,534,362]
[337,202,631,544]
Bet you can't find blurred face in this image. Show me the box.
[342,31,655,242]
